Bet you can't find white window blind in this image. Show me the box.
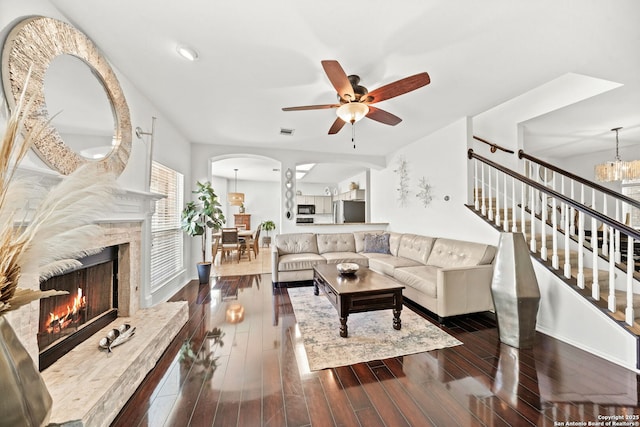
[150,161,184,290]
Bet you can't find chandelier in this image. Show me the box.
[227,169,245,206]
[595,127,640,182]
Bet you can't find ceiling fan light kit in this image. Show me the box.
[336,102,369,124]
[594,127,640,182]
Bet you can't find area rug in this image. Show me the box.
[287,287,463,371]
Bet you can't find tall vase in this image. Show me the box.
[0,317,52,427]
[490,232,541,349]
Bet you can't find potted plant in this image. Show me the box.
[181,181,226,284]
[261,220,276,247]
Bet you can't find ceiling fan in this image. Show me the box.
[282,60,430,135]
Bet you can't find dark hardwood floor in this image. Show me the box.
[111,274,640,426]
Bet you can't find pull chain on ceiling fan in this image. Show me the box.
[282,60,430,148]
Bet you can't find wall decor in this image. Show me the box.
[284,168,294,219]
[2,16,132,176]
[416,177,433,207]
[394,156,410,207]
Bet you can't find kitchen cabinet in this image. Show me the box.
[296,195,315,205]
[314,196,332,214]
[296,195,332,213]
[333,189,365,201]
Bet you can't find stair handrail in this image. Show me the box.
[473,135,515,154]
[468,148,640,242]
[518,149,640,211]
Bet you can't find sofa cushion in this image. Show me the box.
[353,230,385,252]
[387,232,403,256]
[275,233,318,255]
[363,233,391,254]
[393,266,439,298]
[396,234,436,264]
[316,233,356,254]
[365,253,422,276]
[278,253,327,271]
[426,238,496,268]
[321,252,369,266]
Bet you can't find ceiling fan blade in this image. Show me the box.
[321,60,355,101]
[282,104,339,111]
[364,72,430,104]
[366,106,402,126]
[328,117,346,134]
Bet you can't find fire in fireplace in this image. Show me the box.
[38,245,119,370]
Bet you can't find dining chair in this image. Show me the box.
[220,228,240,263]
[248,227,261,259]
[211,235,221,264]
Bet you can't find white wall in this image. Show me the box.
[0,0,193,307]
[371,118,499,244]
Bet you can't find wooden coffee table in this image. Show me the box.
[313,264,405,338]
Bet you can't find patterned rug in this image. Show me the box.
[287,287,462,371]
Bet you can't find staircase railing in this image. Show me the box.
[468,148,640,326]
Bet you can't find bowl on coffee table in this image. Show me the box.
[336,262,359,275]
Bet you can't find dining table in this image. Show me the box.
[212,229,254,239]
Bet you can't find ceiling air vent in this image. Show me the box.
[280,128,295,136]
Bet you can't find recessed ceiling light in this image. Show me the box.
[176,44,199,61]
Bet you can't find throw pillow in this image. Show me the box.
[363,233,391,254]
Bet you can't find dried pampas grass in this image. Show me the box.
[0,78,118,315]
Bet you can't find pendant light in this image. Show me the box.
[228,168,245,206]
[595,127,640,182]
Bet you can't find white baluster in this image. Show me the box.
[512,176,517,233]
[577,185,585,289]
[626,236,635,325]
[530,184,537,253]
[541,189,548,261]
[495,170,501,226]
[521,181,526,240]
[615,199,621,263]
[591,188,599,299]
[608,225,616,313]
[560,177,566,232]
[481,163,486,216]
[602,194,608,256]
[570,181,575,235]
[551,175,559,270]
[564,201,571,278]
[474,160,479,211]
[503,174,508,231]
[488,167,493,221]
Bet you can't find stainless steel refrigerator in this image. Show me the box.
[333,200,365,223]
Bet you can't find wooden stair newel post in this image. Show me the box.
[490,232,541,349]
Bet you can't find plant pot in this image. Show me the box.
[261,236,272,247]
[0,317,52,426]
[197,262,212,284]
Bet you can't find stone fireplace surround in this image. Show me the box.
[6,168,188,426]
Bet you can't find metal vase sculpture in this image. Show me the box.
[490,232,541,349]
[0,317,52,426]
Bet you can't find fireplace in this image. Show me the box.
[38,245,119,370]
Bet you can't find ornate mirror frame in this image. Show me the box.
[1,16,132,176]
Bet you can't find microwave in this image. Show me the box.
[297,204,315,215]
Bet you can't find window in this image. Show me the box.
[150,162,184,290]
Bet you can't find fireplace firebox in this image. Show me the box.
[38,246,119,370]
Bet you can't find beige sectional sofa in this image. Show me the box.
[271,231,497,321]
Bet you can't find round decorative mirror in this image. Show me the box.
[44,54,116,160]
[1,16,132,175]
